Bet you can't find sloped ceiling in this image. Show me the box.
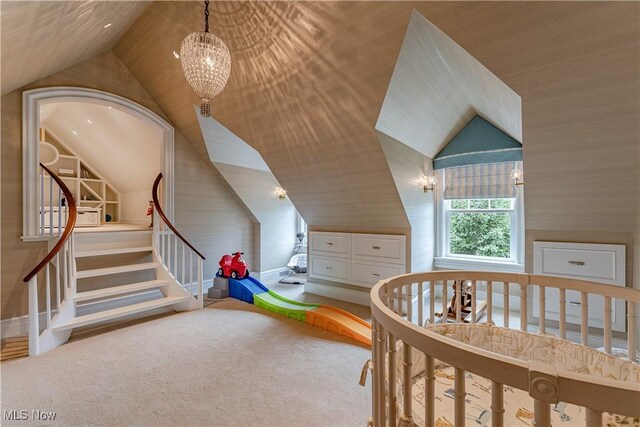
[41,101,163,193]
[9,0,632,235]
[376,10,521,159]
[0,1,150,95]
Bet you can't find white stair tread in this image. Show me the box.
[75,246,153,258]
[53,296,191,332]
[74,280,168,302]
[76,262,158,279]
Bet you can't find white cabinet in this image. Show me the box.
[532,241,626,332]
[308,231,406,290]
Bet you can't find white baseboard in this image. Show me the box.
[259,267,289,285]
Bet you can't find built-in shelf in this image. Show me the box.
[40,128,121,224]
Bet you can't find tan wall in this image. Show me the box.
[214,163,298,272]
[0,51,254,320]
[378,131,434,272]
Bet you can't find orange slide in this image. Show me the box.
[305,305,372,346]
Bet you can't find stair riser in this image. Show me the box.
[74,231,152,253]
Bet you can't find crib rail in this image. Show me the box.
[369,271,640,427]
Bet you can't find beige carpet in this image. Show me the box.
[0,299,371,426]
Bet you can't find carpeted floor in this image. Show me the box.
[0,299,372,426]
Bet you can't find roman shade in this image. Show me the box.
[434,115,522,170]
[443,162,518,199]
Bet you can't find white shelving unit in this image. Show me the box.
[40,129,121,224]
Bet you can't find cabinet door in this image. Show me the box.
[352,234,405,264]
[351,260,405,288]
[309,255,351,283]
[309,232,351,258]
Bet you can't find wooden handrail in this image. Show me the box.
[23,163,78,282]
[152,173,205,260]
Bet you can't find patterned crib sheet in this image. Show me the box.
[385,324,639,426]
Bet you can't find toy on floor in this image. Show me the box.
[435,280,487,323]
[217,252,249,279]
[212,271,371,346]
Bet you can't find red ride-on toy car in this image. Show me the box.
[218,252,250,279]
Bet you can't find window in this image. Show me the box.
[446,198,515,260]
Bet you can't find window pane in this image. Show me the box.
[449,212,511,258]
[490,199,513,209]
[450,200,468,209]
[469,199,489,209]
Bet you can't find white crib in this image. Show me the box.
[369,271,640,427]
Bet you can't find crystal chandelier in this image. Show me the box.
[180,0,231,117]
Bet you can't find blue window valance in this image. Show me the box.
[433,115,522,170]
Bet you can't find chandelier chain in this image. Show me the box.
[204,0,209,33]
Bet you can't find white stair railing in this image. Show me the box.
[152,173,204,308]
[24,163,78,356]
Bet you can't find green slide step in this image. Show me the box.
[253,291,320,322]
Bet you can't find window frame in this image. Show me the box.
[435,169,524,273]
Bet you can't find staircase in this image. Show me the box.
[24,166,204,356]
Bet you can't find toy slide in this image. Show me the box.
[225,276,371,346]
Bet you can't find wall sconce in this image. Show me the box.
[510,169,524,186]
[276,187,287,200]
[421,175,437,192]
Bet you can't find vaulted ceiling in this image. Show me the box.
[0,1,150,95]
[4,1,639,235]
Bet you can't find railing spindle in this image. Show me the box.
[491,381,504,427]
[455,280,462,323]
[173,232,178,274]
[57,188,62,237]
[406,284,412,323]
[197,257,203,307]
[190,250,194,290]
[388,331,397,426]
[425,354,435,427]
[559,288,567,339]
[181,241,186,286]
[402,342,413,425]
[454,367,465,426]
[418,282,424,327]
[538,286,546,334]
[628,302,637,362]
[520,284,527,332]
[49,176,53,236]
[581,291,589,346]
[603,296,612,354]
[55,253,61,308]
[471,280,477,323]
[503,282,510,328]
[486,281,493,324]
[45,264,51,329]
[533,399,550,427]
[429,281,435,325]
[28,277,39,356]
[374,320,387,425]
[40,169,45,235]
[586,408,603,427]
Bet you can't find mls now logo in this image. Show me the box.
[3,410,57,421]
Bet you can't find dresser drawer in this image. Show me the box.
[534,242,624,284]
[309,256,351,283]
[352,234,405,264]
[351,260,405,289]
[309,232,351,258]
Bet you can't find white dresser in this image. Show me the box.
[532,241,626,332]
[43,206,101,227]
[307,231,406,304]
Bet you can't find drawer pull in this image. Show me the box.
[568,260,585,266]
[326,242,333,246]
[372,273,380,277]
[325,266,333,270]
[568,301,581,306]
[78,212,85,215]
[372,246,381,250]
